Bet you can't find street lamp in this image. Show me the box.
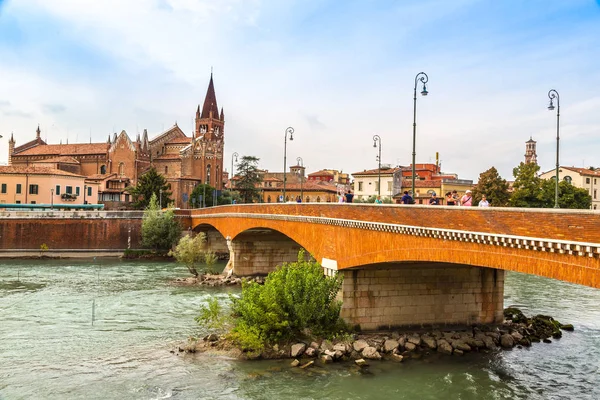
[296,156,304,201]
[159,189,163,209]
[83,184,87,204]
[372,135,381,197]
[231,152,238,204]
[412,71,429,199]
[283,126,294,201]
[547,89,560,209]
[50,188,54,210]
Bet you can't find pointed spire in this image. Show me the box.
[107,134,111,144]
[10,132,14,143]
[113,132,117,143]
[200,73,219,119]
[220,107,224,121]
[196,105,200,117]
[142,129,149,150]
[136,132,141,142]
[36,124,41,139]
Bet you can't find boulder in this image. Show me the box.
[320,340,333,352]
[304,347,316,357]
[205,333,219,342]
[299,361,314,369]
[391,354,404,362]
[383,339,399,353]
[500,334,515,348]
[361,346,382,360]
[437,339,453,355]
[510,331,523,342]
[320,354,333,363]
[482,336,496,350]
[353,339,369,352]
[290,359,300,367]
[452,341,472,352]
[309,342,320,349]
[407,334,421,346]
[355,358,368,367]
[334,350,344,360]
[405,342,417,352]
[397,336,407,348]
[454,349,464,356]
[290,343,306,358]
[560,324,574,331]
[333,343,348,354]
[422,336,437,349]
[324,350,336,358]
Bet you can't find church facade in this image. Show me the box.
[6,75,225,208]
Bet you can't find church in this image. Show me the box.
[6,75,225,208]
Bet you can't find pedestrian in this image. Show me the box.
[428,192,440,205]
[478,195,490,207]
[445,191,455,206]
[400,191,413,205]
[374,195,383,204]
[460,190,473,206]
[345,190,354,204]
[451,190,460,205]
[296,195,302,203]
[338,193,345,203]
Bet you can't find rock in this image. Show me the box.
[407,334,421,346]
[320,340,333,352]
[454,349,464,356]
[422,336,437,349]
[485,332,500,342]
[552,331,562,339]
[290,359,300,367]
[299,361,314,369]
[361,346,382,360]
[482,336,496,350]
[355,358,368,367]
[206,333,219,342]
[404,342,417,352]
[510,331,523,342]
[333,343,348,354]
[391,354,404,362]
[383,339,399,353]
[472,339,486,349]
[391,331,401,340]
[320,354,333,363]
[272,344,279,352]
[324,349,336,357]
[453,341,472,352]
[543,339,552,344]
[334,350,344,360]
[353,339,369,352]
[500,334,515,348]
[560,324,574,331]
[437,339,453,355]
[290,343,306,358]
[397,337,407,348]
[519,338,531,347]
[310,342,320,349]
[304,347,316,357]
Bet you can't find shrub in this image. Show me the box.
[141,193,181,251]
[171,232,221,276]
[230,250,344,346]
[195,297,230,331]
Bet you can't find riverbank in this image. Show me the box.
[182,308,574,366]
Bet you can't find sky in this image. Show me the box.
[0,0,599,181]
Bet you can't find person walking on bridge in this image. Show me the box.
[460,190,473,206]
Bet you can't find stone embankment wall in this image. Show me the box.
[0,211,144,251]
[341,263,504,331]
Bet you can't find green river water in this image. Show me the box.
[1,259,599,400]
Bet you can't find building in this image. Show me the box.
[351,166,402,201]
[307,169,350,185]
[525,137,538,164]
[0,165,99,206]
[539,166,600,210]
[7,74,225,209]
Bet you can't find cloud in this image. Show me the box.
[2,109,32,118]
[42,103,66,114]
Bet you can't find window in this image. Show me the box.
[387,181,392,192]
[375,182,379,192]
[66,186,73,194]
[586,178,591,184]
[563,176,572,184]
[206,164,211,185]
[267,196,271,203]
[55,185,61,195]
[76,187,80,196]
[358,182,363,191]
[100,165,106,174]
[16,184,22,194]
[29,184,39,195]
[15,200,21,204]
[119,163,125,176]
[165,166,168,174]
[30,201,36,204]
[595,189,597,200]
[1,183,6,194]
[87,186,92,196]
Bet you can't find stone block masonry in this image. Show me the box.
[341,262,504,331]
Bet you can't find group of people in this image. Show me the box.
[337,190,355,203]
[433,189,489,207]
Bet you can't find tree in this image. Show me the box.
[235,156,263,203]
[217,190,242,205]
[127,167,171,209]
[141,193,181,250]
[509,162,545,208]
[190,183,215,208]
[170,232,218,277]
[541,179,591,209]
[473,166,510,207]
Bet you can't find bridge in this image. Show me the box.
[180,204,600,331]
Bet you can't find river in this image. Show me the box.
[0,259,599,400]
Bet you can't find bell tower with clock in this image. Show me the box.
[193,73,225,190]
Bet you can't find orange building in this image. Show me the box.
[7,74,225,209]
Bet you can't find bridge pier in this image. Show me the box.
[228,229,303,276]
[340,263,504,331]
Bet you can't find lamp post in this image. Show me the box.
[547,89,560,209]
[83,184,87,205]
[412,71,429,199]
[159,189,162,209]
[296,156,304,201]
[372,135,381,197]
[50,188,54,210]
[231,152,238,204]
[283,126,294,201]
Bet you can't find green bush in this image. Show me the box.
[195,297,230,331]
[230,250,344,347]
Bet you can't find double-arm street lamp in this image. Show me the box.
[230,152,238,204]
[547,89,560,209]
[372,135,382,196]
[283,127,294,201]
[296,156,304,201]
[412,72,429,198]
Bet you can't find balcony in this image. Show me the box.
[61,193,78,201]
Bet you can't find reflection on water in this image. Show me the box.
[0,259,599,400]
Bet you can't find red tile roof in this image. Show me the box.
[0,165,85,178]
[352,167,402,176]
[167,137,192,144]
[560,166,600,177]
[154,154,182,161]
[13,143,109,156]
[32,156,80,164]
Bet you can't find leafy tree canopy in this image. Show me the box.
[235,156,263,203]
[473,166,510,207]
[509,162,545,208]
[127,167,172,209]
[141,193,181,250]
